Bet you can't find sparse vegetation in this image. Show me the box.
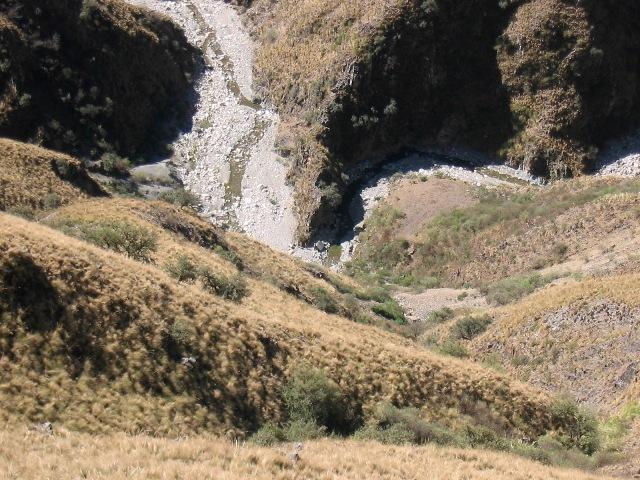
[426,307,454,325]
[199,267,248,301]
[310,287,340,314]
[164,254,198,282]
[371,299,407,325]
[158,188,200,208]
[52,218,158,262]
[437,340,470,359]
[480,273,558,305]
[350,178,640,291]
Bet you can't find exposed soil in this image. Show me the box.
[395,288,487,323]
[386,178,477,240]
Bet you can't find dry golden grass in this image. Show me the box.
[0,139,104,211]
[44,197,356,308]
[471,274,640,411]
[0,427,613,480]
[0,208,555,437]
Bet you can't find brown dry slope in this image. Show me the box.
[0,206,560,439]
[472,275,640,413]
[0,138,104,211]
[0,430,615,480]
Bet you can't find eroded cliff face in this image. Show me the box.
[0,0,201,160]
[242,0,640,243]
[498,0,640,178]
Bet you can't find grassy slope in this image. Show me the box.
[472,275,640,412]
[0,429,612,480]
[0,138,105,211]
[349,176,640,289]
[0,204,556,438]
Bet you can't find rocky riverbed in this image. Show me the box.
[127,0,298,253]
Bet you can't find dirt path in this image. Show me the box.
[127,0,298,253]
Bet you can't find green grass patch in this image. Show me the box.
[480,272,558,305]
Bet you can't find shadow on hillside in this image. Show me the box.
[1,252,63,333]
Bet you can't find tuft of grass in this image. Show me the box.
[199,267,248,302]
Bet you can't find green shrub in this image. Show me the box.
[199,268,248,301]
[100,152,131,175]
[450,314,492,340]
[354,286,390,303]
[426,307,454,324]
[164,254,198,282]
[282,366,350,433]
[158,188,199,208]
[310,287,339,314]
[353,423,414,444]
[551,397,601,455]
[371,299,407,324]
[464,424,509,451]
[283,418,327,441]
[7,205,36,219]
[54,218,158,262]
[369,404,460,446]
[535,435,594,470]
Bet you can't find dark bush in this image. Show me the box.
[450,314,492,340]
[100,153,131,175]
[282,366,353,433]
[551,397,601,455]
[310,287,340,314]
